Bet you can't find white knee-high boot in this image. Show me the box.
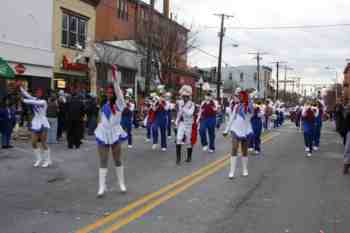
[115,166,127,192]
[97,168,108,197]
[228,156,237,179]
[242,156,249,177]
[41,149,52,168]
[33,148,42,168]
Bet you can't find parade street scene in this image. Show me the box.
[1,0,350,233]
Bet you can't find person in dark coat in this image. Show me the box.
[65,93,85,149]
[57,91,67,141]
[86,95,99,136]
[0,97,17,149]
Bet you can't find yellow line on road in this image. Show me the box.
[76,133,275,233]
[103,161,230,233]
[76,156,228,233]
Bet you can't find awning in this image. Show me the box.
[0,57,15,79]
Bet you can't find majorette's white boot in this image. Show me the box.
[33,149,42,168]
[115,166,127,192]
[242,156,249,177]
[228,156,237,179]
[41,149,52,168]
[97,168,108,198]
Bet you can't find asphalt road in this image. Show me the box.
[0,123,349,233]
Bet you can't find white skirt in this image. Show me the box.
[95,124,128,145]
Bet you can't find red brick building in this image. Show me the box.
[95,0,197,95]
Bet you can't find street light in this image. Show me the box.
[325,66,338,102]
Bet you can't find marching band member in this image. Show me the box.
[313,100,324,151]
[175,86,195,165]
[198,89,217,153]
[165,92,173,139]
[302,102,317,157]
[250,101,264,155]
[144,96,156,142]
[152,86,169,151]
[224,89,253,178]
[19,84,52,168]
[121,89,135,148]
[95,65,128,197]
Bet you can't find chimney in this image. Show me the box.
[163,0,170,18]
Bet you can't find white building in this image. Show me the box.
[222,65,272,98]
[0,0,54,94]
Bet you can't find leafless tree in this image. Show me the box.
[134,10,198,93]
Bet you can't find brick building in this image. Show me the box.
[95,0,197,96]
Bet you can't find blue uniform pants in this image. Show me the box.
[153,122,167,148]
[1,129,13,147]
[122,122,133,146]
[304,131,314,152]
[313,124,322,147]
[199,117,216,151]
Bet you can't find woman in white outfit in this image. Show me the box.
[95,65,128,198]
[175,85,195,165]
[19,85,51,168]
[224,89,253,178]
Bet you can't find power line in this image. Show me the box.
[200,23,350,30]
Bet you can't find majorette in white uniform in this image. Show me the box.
[95,65,128,197]
[224,89,253,178]
[175,85,195,164]
[20,87,52,168]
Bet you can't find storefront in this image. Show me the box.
[53,55,90,93]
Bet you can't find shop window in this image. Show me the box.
[240,72,244,82]
[229,73,233,80]
[62,12,88,49]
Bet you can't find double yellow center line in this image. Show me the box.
[76,133,276,233]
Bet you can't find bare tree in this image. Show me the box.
[93,42,126,92]
[134,9,198,94]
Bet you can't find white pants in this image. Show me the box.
[176,122,192,147]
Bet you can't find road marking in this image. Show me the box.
[103,161,229,233]
[76,133,276,233]
[76,156,228,233]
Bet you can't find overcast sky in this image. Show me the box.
[152,0,350,86]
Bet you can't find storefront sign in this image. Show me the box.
[15,64,26,74]
[62,55,88,71]
[57,80,66,88]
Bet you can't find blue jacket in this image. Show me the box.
[0,107,16,133]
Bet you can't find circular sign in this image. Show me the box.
[15,64,26,74]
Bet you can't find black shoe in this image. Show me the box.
[2,145,8,149]
[68,145,73,149]
[176,144,182,165]
[7,145,13,149]
[186,148,193,163]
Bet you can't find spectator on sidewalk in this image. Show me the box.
[0,97,17,149]
[47,95,58,144]
[57,90,67,141]
[86,94,99,136]
[65,92,85,149]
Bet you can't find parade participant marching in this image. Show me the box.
[165,92,173,139]
[151,86,169,151]
[175,86,195,165]
[302,102,317,157]
[313,100,324,151]
[143,97,155,142]
[224,89,253,178]
[198,87,217,153]
[19,84,52,168]
[94,65,128,197]
[121,88,135,149]
[250,101,264,155]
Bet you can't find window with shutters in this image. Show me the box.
[240,72,244,82]
[117,0,128,21]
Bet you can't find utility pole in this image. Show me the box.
[145,0,156,96]
[271,61,286,101]
[283,65,293,100]
[249,52,268,99]
[214,13,234,101]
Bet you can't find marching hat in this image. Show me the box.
[179,85,193,96]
